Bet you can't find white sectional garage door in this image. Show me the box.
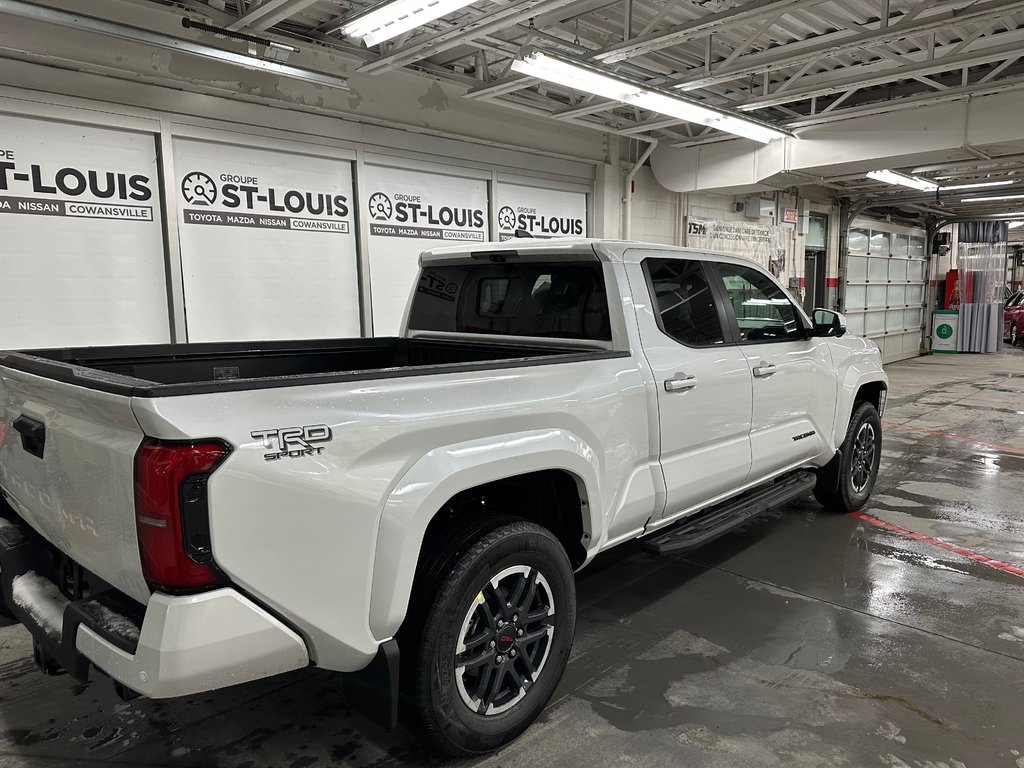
[843,220,928,364]
[0,113,170,349]
[172,138,360,343]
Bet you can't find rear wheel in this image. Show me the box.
[406,520,575,757]
[814,401,882,511]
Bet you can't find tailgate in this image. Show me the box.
[0,365,149,604]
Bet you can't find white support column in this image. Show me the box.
[595,139,622,239]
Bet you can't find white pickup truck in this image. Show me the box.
[0,238,887,755]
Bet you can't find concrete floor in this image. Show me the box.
[2,349,1024,768]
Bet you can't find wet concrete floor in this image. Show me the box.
[1,349,1023,767]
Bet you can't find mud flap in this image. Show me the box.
[343,639,400,731]
[817,450,843,495]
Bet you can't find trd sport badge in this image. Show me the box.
[251,425,333,461]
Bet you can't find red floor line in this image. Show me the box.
[849,511,1024,579]
[881,420,1024,456]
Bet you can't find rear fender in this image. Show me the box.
[368,429,601,640]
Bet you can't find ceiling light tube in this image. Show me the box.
[510,48,789,144]
[0,0,348,90]
[339,0,476,47]
[940,180,1014,191]
[866,169,939,191]
[959,194,1024,202]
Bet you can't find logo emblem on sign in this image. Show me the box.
[936,323,953,339]
[497,206,517,231]
[368,192,393,221]
[181,171,218,206]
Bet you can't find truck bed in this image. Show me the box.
[0,337,614,397]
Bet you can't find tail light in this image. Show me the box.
[134,438,231,591]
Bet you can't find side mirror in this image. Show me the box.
[812,308,847,338]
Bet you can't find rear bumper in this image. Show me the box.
[77,589,310,698]
[0,516,309,698]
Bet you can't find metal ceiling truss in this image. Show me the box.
[126,0,1024,222]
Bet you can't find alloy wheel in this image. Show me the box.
[454,565,555,716]
[851,421,877,494]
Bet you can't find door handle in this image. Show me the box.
[664,375,699,392]
[752,362,777,378]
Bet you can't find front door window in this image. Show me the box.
[717,263,806,343]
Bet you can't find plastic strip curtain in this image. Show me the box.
[957,222,1008,353]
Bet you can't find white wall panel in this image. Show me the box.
[494,182,587,241]
[363,164,488,335]
[172,138,360,342]
[0,113,169,349]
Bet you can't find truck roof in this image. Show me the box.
[419,237,763,267]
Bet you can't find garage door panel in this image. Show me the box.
[171,138,360,343]
[848,256,868,281]
[868,258,888,281]
[867,285,887,307]
[865,312,886,335]
[0,113,169,349]
[869,231,890,255]
[363,163,489,336]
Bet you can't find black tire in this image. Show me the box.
[1011,324,1020,347]
[814,401,882,511]
[406,519,576,757]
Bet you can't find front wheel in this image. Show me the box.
[1011,324,1019,347]
[408,520,576,757]
[814,401,882,511]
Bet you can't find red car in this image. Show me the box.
[1006,290,1024,346]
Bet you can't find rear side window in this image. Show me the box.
[644,258,724,346]
[715,263,805,343]
[408,261,611,341]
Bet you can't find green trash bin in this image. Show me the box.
[932,310,958,353]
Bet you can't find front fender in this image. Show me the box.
[368,429,602,640]
[832,344,888,447]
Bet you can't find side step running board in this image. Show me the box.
[643,471,817,556]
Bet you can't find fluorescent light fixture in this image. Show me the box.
[959,194,1024,202]
[509,48,789,144]
[940,179,1014,191]
[866,169,939,191]
[340,0,475,46]
[0,0,349,90]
